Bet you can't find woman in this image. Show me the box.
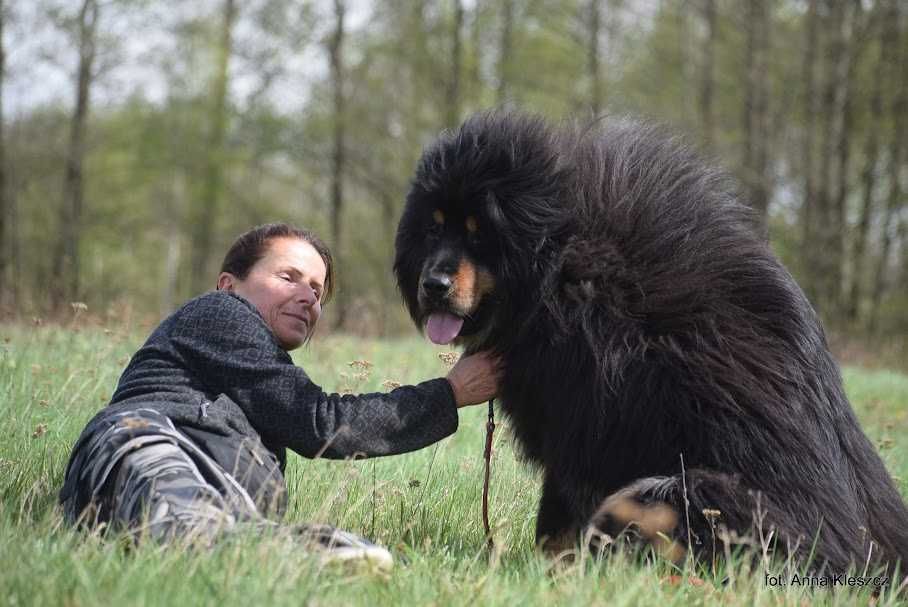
[59,223,501,568]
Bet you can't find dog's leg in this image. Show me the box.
[535,473,579,557]
[587,470,796,568]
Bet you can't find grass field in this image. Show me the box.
[1,323,907,606]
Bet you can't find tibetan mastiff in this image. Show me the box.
[393,110,908,575]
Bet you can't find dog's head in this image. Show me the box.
[394,110,571,351]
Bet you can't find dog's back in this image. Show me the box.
[566,117,908,573]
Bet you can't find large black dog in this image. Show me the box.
[394,110,908,575]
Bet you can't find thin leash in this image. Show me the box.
[482,397,496,550]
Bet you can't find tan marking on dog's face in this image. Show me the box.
[465,216,478,234]
[433,209,445,225]
[451,260,496,314]
[475,268,495,300]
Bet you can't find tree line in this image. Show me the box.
[0,0,905,339]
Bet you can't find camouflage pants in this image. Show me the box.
[62,409,395,568]
[62,408,265,543]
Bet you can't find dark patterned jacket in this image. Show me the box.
[59,291,458,515]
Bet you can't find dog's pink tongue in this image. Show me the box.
[425,313,464,345]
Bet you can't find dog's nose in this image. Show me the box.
[422,274,452,296]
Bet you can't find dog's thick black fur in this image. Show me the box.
[394,110,908,575]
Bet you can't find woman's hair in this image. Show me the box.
[219,223,335,304]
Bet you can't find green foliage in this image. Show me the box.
[2,0,906,338]
[1,325,907,605]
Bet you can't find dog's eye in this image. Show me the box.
[465,216,481,246]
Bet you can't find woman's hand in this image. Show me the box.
[445,351,503,408]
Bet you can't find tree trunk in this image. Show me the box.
[447,0,464,128]
[813,0,837,315]
[161,172,187,316]
[815,0,854,318]
[742,0,770,227]
[800,0,820,302]
[379,190,395,336]
[8,173,17,310]
[6,122,17,309]
[470,0,482,100]
[699,0,716,148]
[676,4,696,124]
[329,0,347,330]
[189,0,236,295]
[753,1,770,226]
[52,0,99,310]
[869,0,905,333]
[847,4,883,322]
[831,1,857,314]
[588,0,602,116]
[0,0,7,310]
[497,0,513,106]
[407,1,428,124]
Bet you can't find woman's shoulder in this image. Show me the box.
[163,290,269,336]
[175,290,260,319]
[160,290,288,356]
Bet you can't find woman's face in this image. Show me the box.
[217,237,327,350]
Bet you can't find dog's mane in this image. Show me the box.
[426,113,817,397]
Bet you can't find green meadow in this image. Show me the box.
[1,323,906,606]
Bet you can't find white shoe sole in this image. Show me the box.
[319,546,394,571]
